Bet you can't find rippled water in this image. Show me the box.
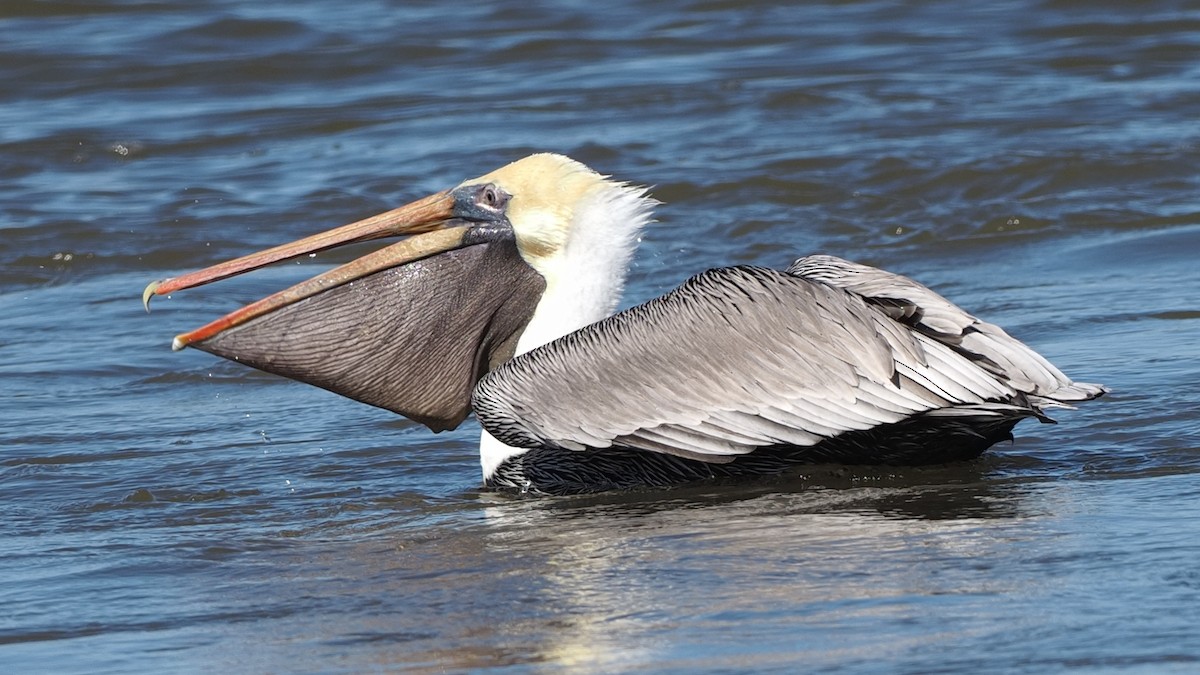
[3,1,1199,672]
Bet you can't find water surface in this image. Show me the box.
[3,1,1199,672]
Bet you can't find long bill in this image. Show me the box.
[142,190,473,351]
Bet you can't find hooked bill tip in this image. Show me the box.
[171,335,187,351]
[142,280,162,313]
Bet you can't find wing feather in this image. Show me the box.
[474,265,1052,461]
[788,255,1108,401]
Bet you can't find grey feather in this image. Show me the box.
[788,255,1108,401]
[474,264,1092,465]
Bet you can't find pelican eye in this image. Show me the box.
[475,184,509,212]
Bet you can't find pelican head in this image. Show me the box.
[144,154,655,430]
[469,153,655,351]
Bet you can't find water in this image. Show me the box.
[3,0,1199,671]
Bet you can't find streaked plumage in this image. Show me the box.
[144,153,1105,495]
[476,259,1102,492]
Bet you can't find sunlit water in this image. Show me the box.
[2,1,1199,672]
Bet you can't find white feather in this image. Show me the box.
[514,180,655,354]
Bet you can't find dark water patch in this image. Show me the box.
[0,0,169,18]
[1150,310,1200,321]
[3,448,160,468]
[115,486,262,505]
[159,16,317,51]
[133,368,283,386]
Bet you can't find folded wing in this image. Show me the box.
[475,260,1102,462]
[788,255,1107,403]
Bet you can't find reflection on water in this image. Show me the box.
[3,0,1200,671]
[166,472,1200,672]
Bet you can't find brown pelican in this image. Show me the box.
[144,153,1105,495]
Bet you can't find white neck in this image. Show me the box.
[480,181,655,481]
[513,182,654,354]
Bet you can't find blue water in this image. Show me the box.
[3,1,1199,672]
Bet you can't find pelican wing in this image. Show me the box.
[788,255,1107,402]
[474,265,1044,463]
